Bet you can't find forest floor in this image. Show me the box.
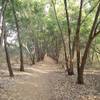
[0,56,100,100]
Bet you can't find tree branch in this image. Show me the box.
[81,0,99,25]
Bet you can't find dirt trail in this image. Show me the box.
[0,56,100,100]
[0,57,64,100]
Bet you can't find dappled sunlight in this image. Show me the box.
[14,71,33,76]
[25,67,49,74]
[0,69,9,74]
[84,69,100,75]
[0,63,100,100]
[16,81,39,88]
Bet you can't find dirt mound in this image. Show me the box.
[43,54,57,64]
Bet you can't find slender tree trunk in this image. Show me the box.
[70,36,76,67]
[2,0,14,76]
[64,0,74,75]
[4,28,14,77]
[77,2,100,84]
[52,33,59,63]
[0,0,6,45]
[52,0,69,72]
[55,37,59,63]
[75,0,83,83]
[31,55,35,64]
[91,48,95,63]
[23,43,35,65]
[77,67,84,84]
[10,0,24,71]
[0,7,3,45]
[35,38,40,62]
[76,0,83,70]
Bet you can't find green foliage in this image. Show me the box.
[2,0,100,57]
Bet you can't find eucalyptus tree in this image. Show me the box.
[10,0,24,71]
[64,0,75,75]
[1,0,14,77]
[63,0,100,84]
[77,1,100,84]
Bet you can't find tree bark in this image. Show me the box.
[76,0,83,69]
[0,0,7,45]
[52,0,69,72]
[77,67,84,84]
[10,0,24,71]
[64,0,74,75]
[4,28,14,77]
[74,0,84,84]
[2,0,14,77]
[77,2,100,84]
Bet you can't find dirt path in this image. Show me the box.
[0,56,100,100]
[0,61,64,100]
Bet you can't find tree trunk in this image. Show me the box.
[3,20,14,77]
[0,0,7,45]
[68,67,74,75]
[75,0,83,83]
[32,55,35,65]
[1,0,14,77]
[34,36,40,62]
[77,2,100,84]
[64,0,75,75]
[52,0,69,71]
[11,0,24,71]
[76,0,83,69]
[68,59,74,75]
[4,33,14,77]
[77,67,84,84]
